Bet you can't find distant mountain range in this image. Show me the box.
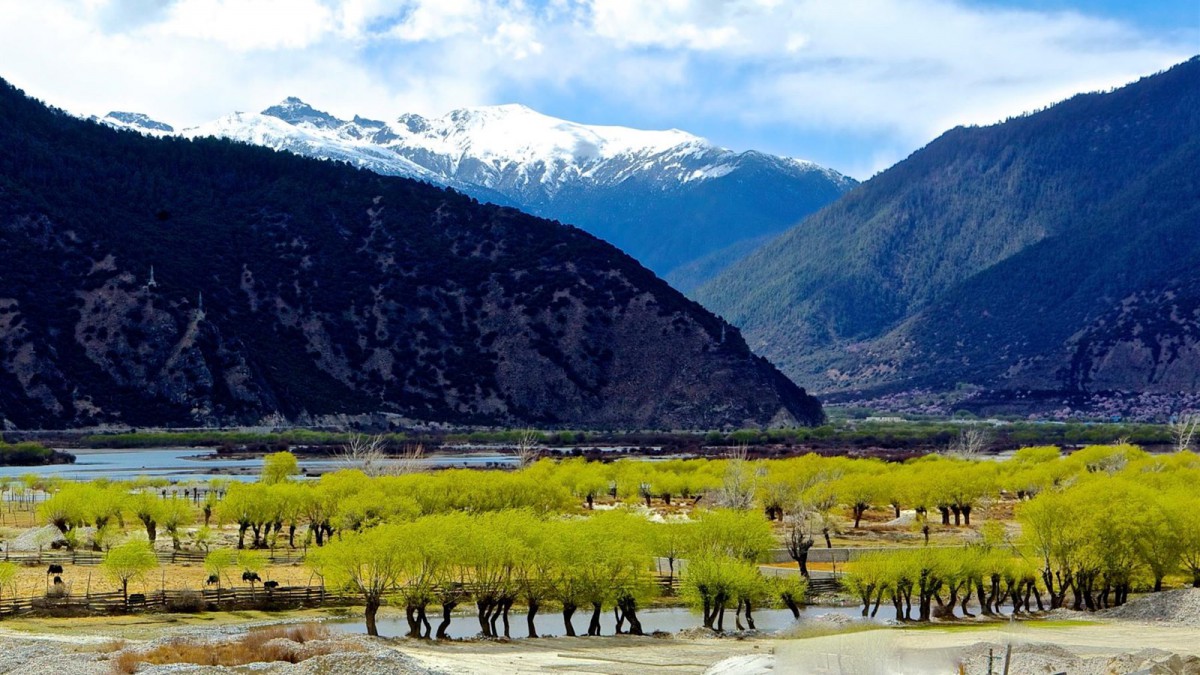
[95,101,856,289]
[1,77,823,430]
[696,57,1200,410]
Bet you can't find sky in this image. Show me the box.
[0,0,1195,178]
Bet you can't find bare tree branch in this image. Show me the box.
[338,433,388,477]
[943,426,991,459]
[1170,413,1199,453]
[513,429,541,469]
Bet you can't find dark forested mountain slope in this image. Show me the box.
[151,99,858,289]
[0,78,822,430]
[697,57,1200,400]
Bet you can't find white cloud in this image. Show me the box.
[386,0,483,42]
[0,0,1191,175]
[150,0,335,50]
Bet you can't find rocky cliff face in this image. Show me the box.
[0,78,822,430]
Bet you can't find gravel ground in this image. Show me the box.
[1099,588,1200,626]
[0,639,110,675]
[133,643,441,675]
[956,642,1200,675]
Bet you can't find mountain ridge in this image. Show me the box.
[98,99,856,286]
[696,57,1200,408]
[0,77,823,431]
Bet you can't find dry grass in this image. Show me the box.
[6,559,315,599]
[761,561,839,573]
[0,508,40,529]
[110,623,350,673]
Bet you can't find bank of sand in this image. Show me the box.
[387,621,1200,674]
[4,591,1200,674]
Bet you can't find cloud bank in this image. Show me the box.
[1,0,1192,176]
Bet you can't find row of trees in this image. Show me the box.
[33,444,1196,560]
[309,508,805,637]
[843,445,1200,618]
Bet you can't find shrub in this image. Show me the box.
[165,591,204,613]
[110,623,340,671]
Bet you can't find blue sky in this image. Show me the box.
[1,0,1195,178]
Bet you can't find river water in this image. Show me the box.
[328,604,879,639]
[0,447,518,483]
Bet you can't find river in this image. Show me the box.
[0,447,519,483]
[329,604,880,639]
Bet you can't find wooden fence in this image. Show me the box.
[0,584,355,618]
[0,548,308,567]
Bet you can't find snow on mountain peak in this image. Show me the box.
[261,97,342,129]
[99,111,174,135]
[414,103,704,164]
[125,97,849,204]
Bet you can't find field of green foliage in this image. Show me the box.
[6,439,1199,640]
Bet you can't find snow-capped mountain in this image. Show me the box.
[100,99,856,285]
[95,111,174,134]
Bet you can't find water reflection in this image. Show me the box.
[329,605,879,639]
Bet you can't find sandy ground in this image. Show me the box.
[1,612,1198,674]
[380,619,1200,675]
[391,635,772,674]
[773,622,1200,674]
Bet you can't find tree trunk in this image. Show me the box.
[562,603,577,637]
[942,586,959,619]
[365,598,381,637]
[406,604,421,638]
[783,592,801,619]
[744,599,756,630]
[587,602,602,636]
[436,601,457,639]
[477,599,494,637]
[621,597,644,636]
[526,598,540,638]
[419,605,431,638]
[976,581,992,615]
[494,598,513,639]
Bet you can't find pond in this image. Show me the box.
[329,604,883,639]
[0,447,519,483]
